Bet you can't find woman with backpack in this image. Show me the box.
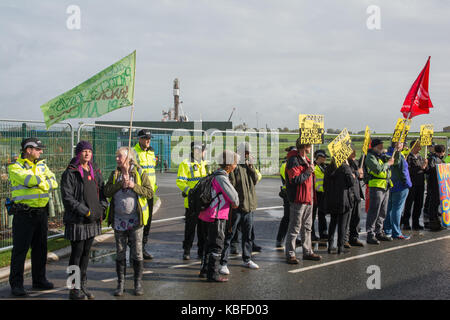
[198,150,240,282]
[61,141,108,300]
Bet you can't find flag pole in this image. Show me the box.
[127,103,135,159]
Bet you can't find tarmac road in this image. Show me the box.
[0,173,449,300]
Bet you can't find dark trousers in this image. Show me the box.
[312,192,328,238]
[183,208,205,256]
[276,199,290,243]
[221,211,254,264]
[142,199,154,246]
[68,237,95,283]
[200,219,226,280]
[347,199,361,242]
[231,222,257,251]
[9,208,48,288]
[328,210,351,249]
[402,184,424,227]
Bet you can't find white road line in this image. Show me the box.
[91,252,115,261]
[169,261,202,269]
[289,234,450,274]
[28,286,67,297]
[255,206,283,211]
[101,270,154,283]
[153,216,185,223]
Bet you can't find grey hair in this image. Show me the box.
[217,150,240,169]
[116,147,138,167]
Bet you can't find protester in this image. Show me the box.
[345,149,365,247]
[423,143,436,228]
[425,144,446,231]
[284,139,321,264]
[176,142,209,260]
[7,138,58,297]
[61,141,108,300]
[384,142,412,240]
[198,150,239,282]
[133,129,157,260]
[219,143,260,275]
[276,146,302,248]
[364,138,395,244]
[312,149,328,242]
[402,140,428,230]
[324,158,356,254]
[104,147,153,296]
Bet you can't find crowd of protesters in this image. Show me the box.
[5,133,449,297]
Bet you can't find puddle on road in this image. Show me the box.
[89,248,116,264]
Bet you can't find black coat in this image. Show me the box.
[324,161,356,215]
[348,158,365,202]
[61,158,108,225]
[426,153,444,210]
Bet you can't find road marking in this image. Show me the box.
[28,286,67,297]
[289,234,450,274]
[91,252,115,261]
[101,270,154,283]
[255,206,283,211]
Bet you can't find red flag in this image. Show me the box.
[400,56,433,119]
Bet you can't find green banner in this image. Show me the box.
[40,51,136,128]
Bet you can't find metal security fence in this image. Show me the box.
[0,119,74,250]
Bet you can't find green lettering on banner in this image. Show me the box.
[40,51,136,129]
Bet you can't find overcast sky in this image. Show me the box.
[0,0,449,132]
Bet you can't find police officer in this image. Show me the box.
[8,138,58,296]
[176,142,209,260]
[133,129,157,260]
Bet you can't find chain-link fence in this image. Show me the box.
[0,119,73,250]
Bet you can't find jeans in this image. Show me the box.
[276,199,290,243]
[10,208,48,288]
[114,226,144,261]
[285,202,313,258]
[366,187,389,238]
[200,219,226,280]
[221,211,254,264]
[384,188,409,238]
[402,184,424,227]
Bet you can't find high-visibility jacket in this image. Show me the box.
[176,159,209,208]
[314,165,325,192]
[8,156,58,208]
[133,143,157,194]
[256,168,262,182]
[280,161,287,190]
[367,157,393,190]
[105,166,150,226]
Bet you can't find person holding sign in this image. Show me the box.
[425,145,447,231]
[284,139,322,264]
[402,140,428,230]
[364,139,395,245]
[383,142,412,240]
[323,158,356,254]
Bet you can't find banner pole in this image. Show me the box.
[127,104,135,158]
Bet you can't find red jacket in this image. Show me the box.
[285,150,315,204]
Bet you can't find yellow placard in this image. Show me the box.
[362,126,370,155]
[328,128,353,167]
[298,114,324,144]
[392,118,411,143]
[420,124,434,146]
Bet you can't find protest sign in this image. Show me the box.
[40,51,136,129]
[328,128,353,167]
[420,124,434,146]
[392,118,411,143]
[298,114,324,144]
[436,164,450,227]
[362,126,371,155]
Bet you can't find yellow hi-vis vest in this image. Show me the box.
[280,162,287,190]
[133,143,157,193]
[176,159,209,209]
[105,167,150,226]
[368,158,393,190]
[8,156,58,208]
[314,165,325,192]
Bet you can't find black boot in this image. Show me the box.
[80,279,95,300]
[69,289,86,300]
[114,259,126,297]
[133,259,144,296]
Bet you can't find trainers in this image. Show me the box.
[344,241,352,249]
[143,249,154,260]
[366,236,380,245]
[243,260,259,269]
[349,239,364,247]
[376,233,393,241]
[303,253,321,261]
[286,256,299,264]
[219,264,230,275]
[394,235,410,240]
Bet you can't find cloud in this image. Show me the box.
[0,0,448,132]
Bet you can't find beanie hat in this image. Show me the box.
[75,141,93,156]
[371,138,383,148]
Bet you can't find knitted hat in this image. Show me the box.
[75,140,93,156]
[371,138,383,148]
